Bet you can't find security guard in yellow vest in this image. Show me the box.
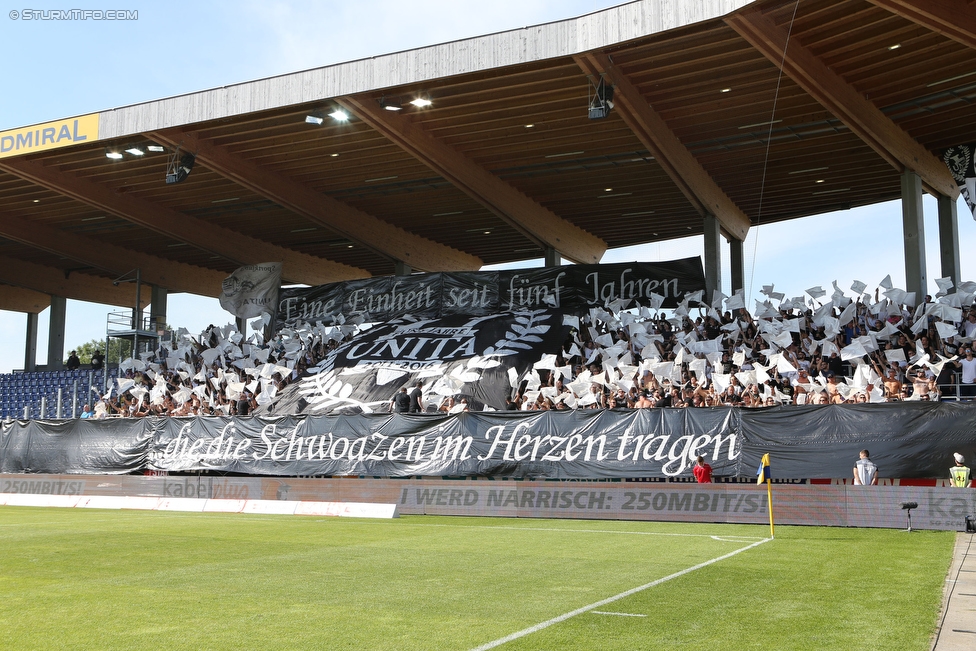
[950,453,972,488]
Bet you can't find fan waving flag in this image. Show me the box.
[219,262,282,319]
[757,453,771,484]
[942,144,976,220]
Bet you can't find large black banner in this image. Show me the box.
[276,259,705,328]
[2,403,975,480]
[289,310,568,413]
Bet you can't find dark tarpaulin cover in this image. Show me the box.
[736,402,976,479]
[0,418,152,475]
[2,403,974,479]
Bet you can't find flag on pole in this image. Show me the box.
[219,262,282,319]
[757,453,771,484]
[757,452,775,538]
[942,144,976,220]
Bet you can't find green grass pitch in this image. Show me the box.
[0,507,954,650]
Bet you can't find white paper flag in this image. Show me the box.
[219,262,282,319]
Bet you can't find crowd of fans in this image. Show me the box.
[81,274,976,418]
[80,318,350,418]
[503,278,976,411]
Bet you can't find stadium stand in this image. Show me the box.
[1,274,974,419]
[0,368,118,419]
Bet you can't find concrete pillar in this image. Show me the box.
[46,295,67,370]
[394,261,412,276]
[937,194,961,289]
[24,312,38,372]
[544,247,561,268]
[901,169,926,302]
[150,285,168,334]
[729,237,745,295]
[702,214,722,300]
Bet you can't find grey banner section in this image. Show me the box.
[2,403,976,479]
[2,475,973,531]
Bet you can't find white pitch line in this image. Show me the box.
[710,535,767,542]
[591,611,647,617]
[468,537,771,651]
[405,522,768,540]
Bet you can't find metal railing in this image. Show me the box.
[106,310,156,334]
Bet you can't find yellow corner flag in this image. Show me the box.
[756,453,774,538]
[756,453,771,484]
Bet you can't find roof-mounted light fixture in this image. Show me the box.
[329,109,350,122]
[409,96,432,108]
[165,145,195,184]
[380,97,402,111]
[588,75,614,120]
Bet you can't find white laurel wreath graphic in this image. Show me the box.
[482,309,552,356]
[298,369,390,414]
[943,145,971,183]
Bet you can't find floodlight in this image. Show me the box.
[305,115,324,125]
[409,97,432,108]
[588,76,614,120]
[380,97,402,111]
[147,145,165,153]
[329,109,350,122]
[125,148,145,156]
[105,151,123,160]
[165,151,195,184]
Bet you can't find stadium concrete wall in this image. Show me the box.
[1,474,972,531]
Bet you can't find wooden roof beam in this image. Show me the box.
[337,96,607,265]
[147,128,482,273]
[867,0,976,51]
[575,52,751,242]
[724,6,958,199]
[0,284,50,314]
[0,256,149,308]
[0,213,225,296]
[0,158,370,285]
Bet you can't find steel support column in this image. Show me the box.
[937,194,961,289]
[729,237,744,296]
[901,170,926,302]
[703,214,722,301]
[46,295,67,370]
[544,247,561,268]
[24,311,38,372]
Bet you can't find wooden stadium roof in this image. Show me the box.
[0,0,973,310]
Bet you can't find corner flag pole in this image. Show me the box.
[757,453,774,539]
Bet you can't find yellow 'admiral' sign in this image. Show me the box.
[0,114,99,159]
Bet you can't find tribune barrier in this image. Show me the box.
[3,403,976,480]
[0,474,972,531]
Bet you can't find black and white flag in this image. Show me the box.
[943,144,976,220]
[219,262,282,319]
